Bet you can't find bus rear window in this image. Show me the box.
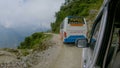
[68,18,84,24]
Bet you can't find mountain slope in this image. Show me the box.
[51,0,103,33]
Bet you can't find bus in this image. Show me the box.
[60,16,88,44]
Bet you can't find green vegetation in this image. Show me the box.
[18,32,52,50]
[51,0,103,33]
[20,49,30,56]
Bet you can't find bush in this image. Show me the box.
[18,32,51,49]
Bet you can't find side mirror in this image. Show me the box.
[75,38,88,48]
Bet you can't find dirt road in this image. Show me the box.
[0,34,82,68]
[34,34,82,68]
[51,44,82,68]
[49,34,83,68]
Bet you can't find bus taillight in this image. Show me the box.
[64,32,67,38]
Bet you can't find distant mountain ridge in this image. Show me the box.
[0,25,24,48]
[0,25,49,48]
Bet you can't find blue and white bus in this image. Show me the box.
[60,16,88,44]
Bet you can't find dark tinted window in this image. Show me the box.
[68,18,84,24]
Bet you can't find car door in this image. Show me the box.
[101,0,120,68]
[83,11,103,68]
[82,0,120,68]
[83,19,102,68]
[83,1,109,68]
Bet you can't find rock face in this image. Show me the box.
[0,49,26,68]
[89,9,98,15]
[0,45,59,68]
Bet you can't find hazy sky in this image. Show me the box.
[0,0,65,30]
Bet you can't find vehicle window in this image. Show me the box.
[90,21,101,49]
[111,28,119,46]
[68,18,84,24]
[106,28,120,68]
[113,29,120,68]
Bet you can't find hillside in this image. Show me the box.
[51,0,103,33]
[0,33,54,68]
[18,32,52,50]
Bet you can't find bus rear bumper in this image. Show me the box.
[63,35,86,43]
